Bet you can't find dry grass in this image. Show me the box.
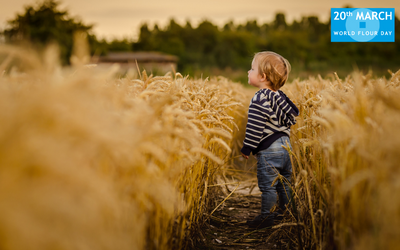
[2,34,399,250]
[278,70,400,249]
[0,36,249,250]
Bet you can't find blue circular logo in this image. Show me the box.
[346,8,380,42]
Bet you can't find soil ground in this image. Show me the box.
[192,157,296,250]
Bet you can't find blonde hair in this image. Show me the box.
[254,51,291,91]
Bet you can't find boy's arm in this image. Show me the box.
[241,100,269,156]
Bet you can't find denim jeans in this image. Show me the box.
[256,136,292,217]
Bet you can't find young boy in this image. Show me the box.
[241,51,299,229]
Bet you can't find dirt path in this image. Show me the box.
[193,179,293,250]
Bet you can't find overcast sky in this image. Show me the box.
[1,0,399,40]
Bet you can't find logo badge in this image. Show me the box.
[331,8,395,42]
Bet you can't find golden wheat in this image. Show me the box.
[0,40,248,250]
[2,34,399,250]
[278,70,400,250]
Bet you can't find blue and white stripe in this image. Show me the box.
[242,89,299,152]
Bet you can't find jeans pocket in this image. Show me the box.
[258,152,285,173]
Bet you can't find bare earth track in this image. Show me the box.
[191,168,295,250]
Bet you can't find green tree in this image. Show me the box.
[2,0,93,64]
[273,13,287,30]
[130,12,400,80]
[108,38,132,51]
[133,24,155,51]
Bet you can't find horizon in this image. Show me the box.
[1,0,399,40]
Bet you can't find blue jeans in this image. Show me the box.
[256,136,292,217]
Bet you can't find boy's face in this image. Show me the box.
[248,58,264,88]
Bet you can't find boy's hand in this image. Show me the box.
[241,152,249,159]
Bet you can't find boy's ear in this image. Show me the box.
[260,73,267,81]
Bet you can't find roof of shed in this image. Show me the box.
[99,52,178,63]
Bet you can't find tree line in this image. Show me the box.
[2,0,399,80]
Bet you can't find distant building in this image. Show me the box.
[95,51,178,75]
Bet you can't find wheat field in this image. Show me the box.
[0,39,250,250]
[279,69,400,249]
[1,35,400,249]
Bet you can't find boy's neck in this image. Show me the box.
[257,81,277,92]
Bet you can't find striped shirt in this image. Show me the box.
[241,88,299,156]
